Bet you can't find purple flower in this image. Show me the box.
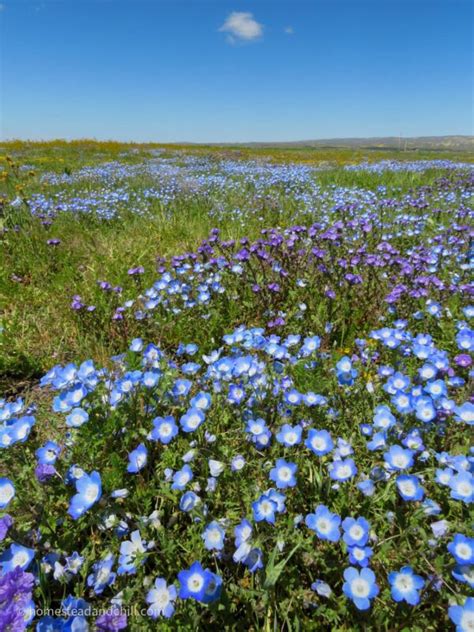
[0,605,26,631]
[0,515,13,541]
[454,354,472,368]
[95,606,128,631]
[35,463,57,483]
[0,567,35,607]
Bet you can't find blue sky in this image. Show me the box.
[1,0,472,142]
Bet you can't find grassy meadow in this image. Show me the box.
[0,141,472,631]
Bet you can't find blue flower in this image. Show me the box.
[243,548,264,572]
[452,564,474,587]
[202,521,226,551]
[146,578,177,619]
[0,543,35,573]
[180,408,205,433]
[179,491,200,512]
[36,441,61,465]
[448,534,474,565]
[177,561,213,602]
[448,597,474,632]
[305,429,333,456]
[342,517,370,547]
[396,475,424,501]
[86,553,116,594]
[150,416,178,444]
[384,445,414,471]
[269,458,297,489]
[342,567,379,610]
[0,478,15,509]
[127,443,148,473]
[252,494,278,524]
[328,458,357,482]
[388,566,424,605]
[118,530,146,575]
[449,471,473,503]
[276,423,302,447]
[172,465,193,490]
[348,546,373,567]
[66,408,89,428]
[305,505,341,542]
[68,471,102,520]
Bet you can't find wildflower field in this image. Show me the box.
[0,141,472,631]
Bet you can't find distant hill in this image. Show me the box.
[241,136,474,151]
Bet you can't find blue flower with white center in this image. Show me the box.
[178,561,213,602]
[68,471,102,520]
[396,475,424,501]
[448,597,474,632]
[343,567,379,610]
[172,465,193,490]
[246,418,267,435]
[424,379,447,399]
[66,408,89,428]
[269,458,297,489]
[388,566,424,605]
[146,577,177,619]
[0,543,35,572]
[127,443,148,473]
[190,391,211,410]
[448,534,474,565]
[342,517,370,547]
[86,553,116,594]
[227,384,245,404]
[172,378,192,398]
[454,403,474,425]
[118,530,146,575]
[202,521,226,551]
[180,408,205,433]
[253,430,272,449]
[143,370,161,388]
[305,429,334,456]
[0,478,15,509]
[65,552,84,575]
[348,546,373,567]
[414,398,436,423]
[305,505,341,542]
[435,467,454,486]
[284,389,302,406]
[231,455,246,471]
[452,565,474,587]
[276,423,302,447]
[449,471,473,503]
[373,405,396,431]
[252,494,278,524]
[150,416,178,444]
[328,458,357,482]
[384,445,415,471]
[36,441,61,465]
[179,491,200,512]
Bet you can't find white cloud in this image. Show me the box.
[284,26,294,35]
[219,12,263,43]
[0,4,5,11]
